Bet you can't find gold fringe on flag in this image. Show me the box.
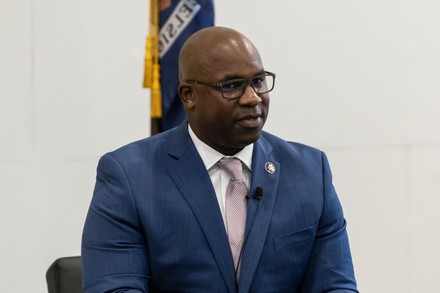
[144,0,162,119]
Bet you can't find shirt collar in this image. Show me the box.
[188,125,254,171]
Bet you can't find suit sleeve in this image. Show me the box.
[81,153,149,293]
[300,152,358,293]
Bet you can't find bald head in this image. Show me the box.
[178,27,262,82]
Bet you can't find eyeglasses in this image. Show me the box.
[185,71,276,100]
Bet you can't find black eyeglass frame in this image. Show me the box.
[184,71,276,99]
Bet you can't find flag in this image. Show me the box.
[144,0,215,135]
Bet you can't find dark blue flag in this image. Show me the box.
[158,0,215,131]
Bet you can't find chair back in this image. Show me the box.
[46,256,83,293]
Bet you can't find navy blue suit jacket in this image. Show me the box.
[82,122,357,292]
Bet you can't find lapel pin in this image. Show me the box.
[265,162,276,174]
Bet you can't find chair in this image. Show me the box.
[46,256,83,293]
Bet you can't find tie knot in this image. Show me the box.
[218,157,244,181]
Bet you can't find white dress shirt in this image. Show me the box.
[188,125,253,225]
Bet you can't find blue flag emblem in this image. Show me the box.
[159,0,215,131]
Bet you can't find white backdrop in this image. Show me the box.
[1,0,440,292]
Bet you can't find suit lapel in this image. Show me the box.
[165,124,237,292]
[238,135,280,292]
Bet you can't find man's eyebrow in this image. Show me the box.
[220,71,266,82]
[220,75,244,82]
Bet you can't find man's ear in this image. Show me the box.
[178,83,196,109]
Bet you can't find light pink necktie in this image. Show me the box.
[218,157,248,273]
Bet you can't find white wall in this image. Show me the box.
[1,0,439,292]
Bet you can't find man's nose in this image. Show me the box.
[238,83,262,106]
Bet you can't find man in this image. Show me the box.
[82,26,358,292]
